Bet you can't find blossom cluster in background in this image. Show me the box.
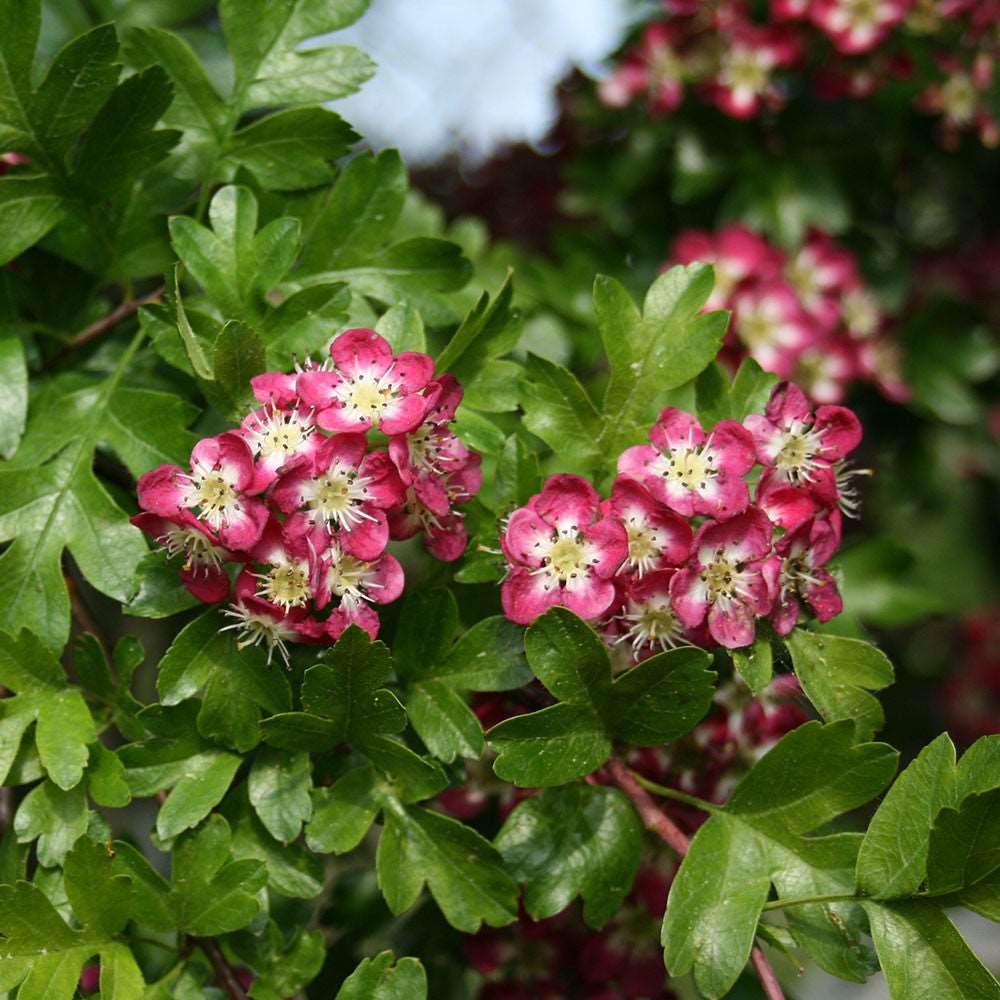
[669,224,907,404]
[499,382,862,651]
[459,676,808,1000]
[942,608,1000,744]
[598,0,999,146]
[133,329,481,663]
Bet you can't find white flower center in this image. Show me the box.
[779,553,822,600]
[941,73,977,124]
[623,515,667,577]
[652,442,716,492]
[739,302,786,350]
[183,464,242,531]
[326,549,380,606]
[616,596,684,656]
[842,288,879,338]
[158,525,227,574]
[773,420,828,484]
[334,367,399,421]
[244,408,311,461]
[256,561,311,611]
[532,530,600,588]
[701,553,753,608]
[219,604,297,666]
[301,463,374,530]
[721,47,772,95]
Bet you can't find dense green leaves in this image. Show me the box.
[664,722,896,997]
[496,784,643,928]
[487,608,714,785]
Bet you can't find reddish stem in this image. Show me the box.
[191,937,248,1000]
[606,758,785,1000]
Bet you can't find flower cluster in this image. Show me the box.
[669,224,907,404]
[499,382,862,650]
[598,0,999,145]
[133,329,481,664]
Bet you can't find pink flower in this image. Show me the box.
[220,570,326,666]
[500,475,627,625]
[599,23,689,115]
[389,489,470,562]
[136,431,268,550]
[670,506,776,648]
[239,403,319,493]
[271,434,404,561]
[810,0,912,54]
[131,510,235,603]
[705,23,803,118]
[250,370,300,410]
[618,408,755,520]
[297,328,434,435]
[606,477,692,576]
[671,225,783,309]
[315,540,404,641]
[784,230,859,330]
[247,516,315,613]
[770,516,843,635]
[730,279,817,376]
[745,381,862,528]
[840,283,884,340]
[792,337,857,404]
[606,569,690,660]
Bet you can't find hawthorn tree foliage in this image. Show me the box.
[1,2,999,999]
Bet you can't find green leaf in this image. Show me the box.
[607,647,715,745]
[213,319,266,415]
[171,816,266,935]
[865,899,1000,1000]
[596,266,728,456]
[0,630,96,789]
[32,24,120,155]
[407,680,483,763]
[523,606,611,708]
[172,266,216,380]
[87,742,132,807]
[696,358,778,427]
[13,780,88,866]
[335,951,427,1000]
[856,733,956,898]
[224,107,358,190]
[377,798,518,932]
[359,735,448,803]
[0,0,41,141]
[0,336,151,651]
[69,66,180,195]
[296,149,406,273]
[157,609,291,752]
[496,784,642,928]
[664,723,897,996]
[248,747,313,844]
[664,813,771,999]
[488,702,612,787]
[306,764,380,854]
[392,588,460,681]
[0,175,64,265]
[375,303,426,354]
[155,750,241,841]
[124,551,201,619]
[785,629,894,741]
[431,616,531,691]
[519,352,603,473]
[0,334,27,459]
[731,635,774,695]
[171,185,300,322]
[436,274,517,377]
[221,0,374,110]
[495,432,541,511]
[297,627,406,741]
[124,25,227,140]
[926,788,1000,895]
[63,838,134,937]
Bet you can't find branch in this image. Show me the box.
[44,285,164,369]
[191,937,249,1000]
[605,758,786,1000]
